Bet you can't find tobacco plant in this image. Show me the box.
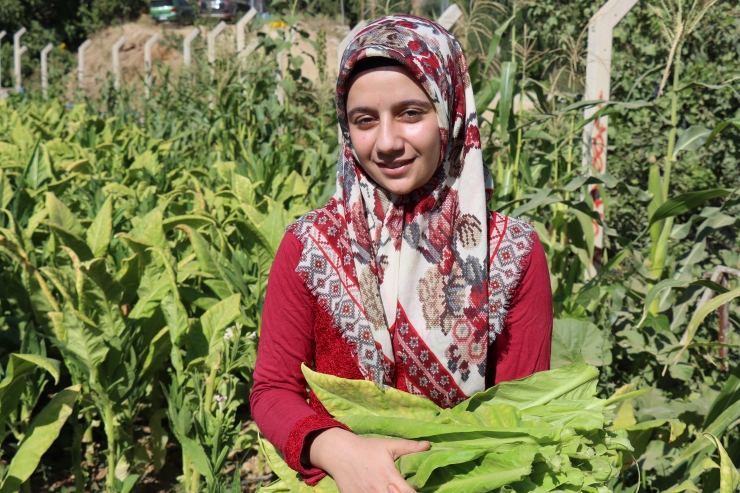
[0,3,739,492]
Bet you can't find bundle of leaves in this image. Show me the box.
[258,358,645,493]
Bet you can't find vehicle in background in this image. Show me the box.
[149,0,196,24]
[198,0,251,20]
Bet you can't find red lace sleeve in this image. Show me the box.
[488,232,552,385]
[250,232,347,484]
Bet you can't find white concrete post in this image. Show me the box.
[183,28,200,66]
[78,39,92,90]
[436,4,462,30]
[207,21,227,64]
[13,28,27,93]
[40,43,53,99]
[581,0,638,274]
[335,21,368,140]
[337,21,368,71]
[275,28,298,106]
[0,31,6,88]
[112,36,126,90]
[145,33,159,98]
[236,8,257,53]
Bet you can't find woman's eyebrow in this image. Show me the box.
[347,99,433,119]
[392,99,433,110]
[347,106,375,118]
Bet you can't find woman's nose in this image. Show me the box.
[375,118,404,156]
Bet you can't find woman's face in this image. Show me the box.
[346,65,441,195]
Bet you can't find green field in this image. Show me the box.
[1,2,740,492]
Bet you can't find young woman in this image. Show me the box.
[250,15,552,493]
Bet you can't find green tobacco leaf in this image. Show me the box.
[24,142,53,190]
[624,419,686,442]
[419,447,536,493]
[80,259,126,337]
[178,435,213,483]
[457,357,599,413]
[672,126,711,159]
[244,198,290,256]
[86,196,112,258]
[551,318,612,367]
[44,221,94,261]
[664,480,701,493]
[119,474,140,493]
[0,354,61,427]
[649,189,733,226]
[704,434,740,493]
[175,225,222,278]
[139,327,172,382]
[149,408,169,473]
[58,303,109,377]
[259,437,337,492]
[133,208,168,251]
[6,354,61,385]
[200,293,241,356]
[337,414,559,442]
[162,214,217,232]
[0,385,80,493]
[161,293,189,347]
[520,405,605,432]
[45,192,84,236]
[302,364,440,421]
[401,448,488,488]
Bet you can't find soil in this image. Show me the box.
[73,15,349,99]
[20,419,276,492]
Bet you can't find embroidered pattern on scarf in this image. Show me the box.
[288,15,534,408]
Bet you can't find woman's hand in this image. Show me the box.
[305,427,430,493]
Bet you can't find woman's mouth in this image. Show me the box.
[377,158,414,171]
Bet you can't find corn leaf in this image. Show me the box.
[704,434,740,493]
[672,126,711,159]
[649,189,734,227]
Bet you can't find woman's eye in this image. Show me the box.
[402,109,423,120]
[355,117,374,126]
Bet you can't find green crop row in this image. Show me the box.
[0,5,739,493]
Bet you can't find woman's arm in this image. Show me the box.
[489,232,553,385]
[250,232,348,483]
[251,232,430,491]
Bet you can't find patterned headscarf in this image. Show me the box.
[289,15,533,407]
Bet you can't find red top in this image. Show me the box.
[250,230,552,484]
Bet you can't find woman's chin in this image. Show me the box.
[382,182,416,195]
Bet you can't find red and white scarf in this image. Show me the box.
[289,15,534,407]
